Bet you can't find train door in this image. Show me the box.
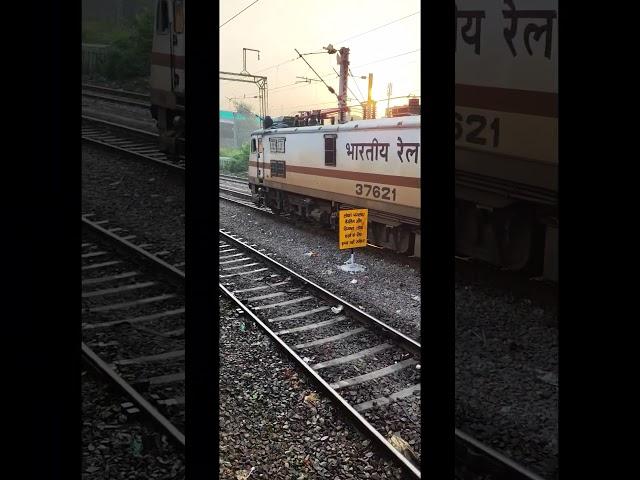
[250,135,264,182]
[257,136,265,182]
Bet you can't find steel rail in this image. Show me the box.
[82,90,149,108]
[219,173,249,185]
[81,342,185,449]
[82,216,184,285]
[219,283,421,479]
[81,83,150,101]
[82,114,158,140]
[219,230,421,355]
[219,186,253,200]
[455,429,546,480]
[82,116,185,177]
[81,215,185,449]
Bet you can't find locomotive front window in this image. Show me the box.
[324,134,337,166]
[174,0,184,33]
[251,138,256,153]
[157,1,170,34]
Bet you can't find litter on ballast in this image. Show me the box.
[350,279,358,284]
[304,392,319,405]
[331,305,344,314]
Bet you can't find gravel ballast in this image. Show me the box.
[455,283,558,479]
[83,144,185,265]
[219,295,407,479]
[219,201,421,341]
[82,368,184,479]
[220,199,557,478]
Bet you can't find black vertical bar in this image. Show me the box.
[186,1,219,478]
[4,0,80,477]
[421,2,455,478]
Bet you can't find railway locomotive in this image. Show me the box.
[455,0,558,281]
[248,116,421,256]
[150,0,185,153]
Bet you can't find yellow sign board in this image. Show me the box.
[339,209,368,249]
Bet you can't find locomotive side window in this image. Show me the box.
[157,0,170,34]
[173,0,184,33]
[270,160,286,178]
[324,134,337,166]
[251,138,256,153]
[269,137,286,153]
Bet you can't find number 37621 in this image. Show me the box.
[455,112,500,148]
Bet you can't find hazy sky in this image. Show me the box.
[219,0,421,117]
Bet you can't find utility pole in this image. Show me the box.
[366,73,376,119]
[241,48,260,75]
[337,47,350,123]
[387,83,393,116]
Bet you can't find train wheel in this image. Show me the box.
[492,207,533,271]
[395,228,412,254]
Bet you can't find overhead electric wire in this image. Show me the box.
[277,94,420,114]
[250,10,419,77]
[219,0,261,28]
[294,49,338,97]
[333,67,364,105]
[253,57,299,74]
[336,11,420,44]
[353,49,421,68]
[349,69,367,102]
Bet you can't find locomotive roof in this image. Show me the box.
[251,115,420,136]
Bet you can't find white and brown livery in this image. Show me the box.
[249,116,421,256]
[151,0,185,153]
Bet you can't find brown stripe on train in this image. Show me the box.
[151,52,185,69]
[248,162,420,188]
[456,84,558,118]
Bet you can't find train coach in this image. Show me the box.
[150,0,185,153]
[248,116,421,256]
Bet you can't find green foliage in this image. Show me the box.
[83,9,154,81]
[220,143,251,174]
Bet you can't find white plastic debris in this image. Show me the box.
[302,357,312,363]
[416,364,421,370]
[331,305,344,314]
[411,295,420,301]
[350,279,358,284]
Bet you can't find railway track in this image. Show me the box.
[82,83,150,108]
[82,115,185,175]
[218,229,547,479]
[218,228,422,478]
[82,214,185,449]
